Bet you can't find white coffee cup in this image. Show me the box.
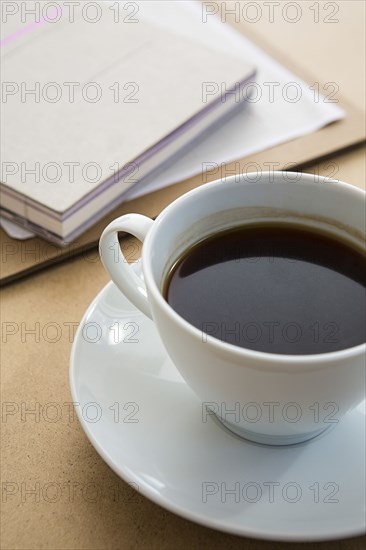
[99,172,366,445]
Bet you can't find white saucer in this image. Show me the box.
[70,271,366,542]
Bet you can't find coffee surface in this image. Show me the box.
[164,224,366,354]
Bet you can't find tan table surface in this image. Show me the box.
[2,3,366,549]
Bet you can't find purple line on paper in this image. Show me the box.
[0,8,62,48]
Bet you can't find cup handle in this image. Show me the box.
[99,214,154,319]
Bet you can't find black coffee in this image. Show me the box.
[164,224,366,354]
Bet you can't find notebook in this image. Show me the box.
[0,2,255,244]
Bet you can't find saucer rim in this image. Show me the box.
[69,281,366,542]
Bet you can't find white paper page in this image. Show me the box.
[122,0,344,200]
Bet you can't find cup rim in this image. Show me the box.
[142,171,366,366]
